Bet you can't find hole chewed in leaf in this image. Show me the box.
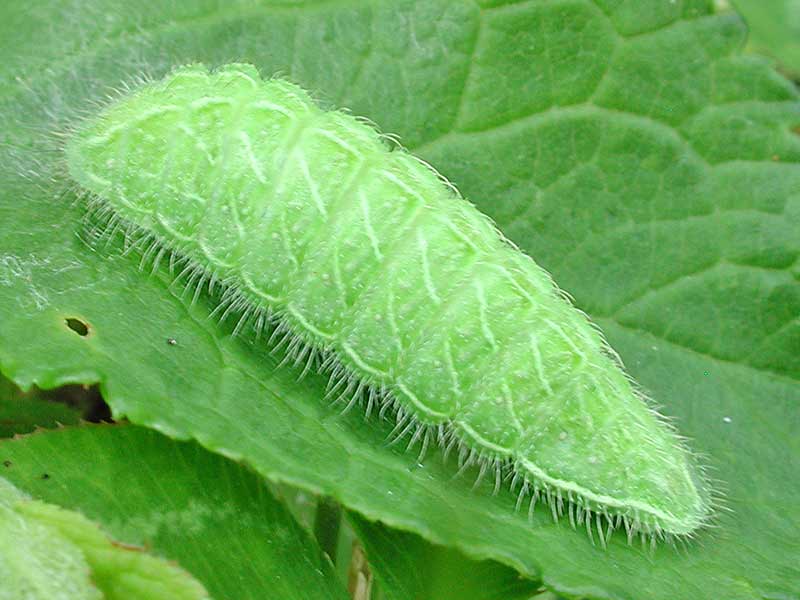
[64,317,90,337]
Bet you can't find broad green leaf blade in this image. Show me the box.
[732,0,800,77]
[0,478,101,600]
[0,2,797,600]
[17,500,210,600]
[348,511,541,600]
[1,476,211,600]
[0,425,349,600]
[0,374,81,438]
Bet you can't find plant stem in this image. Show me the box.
[313,495,341,564]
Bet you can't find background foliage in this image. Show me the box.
[733,0,800,78]
[0,1,798,599]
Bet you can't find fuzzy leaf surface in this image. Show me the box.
[0,1,798,599]
[0,425,348,600]
[1,475,211,600]
[0,477,102,600]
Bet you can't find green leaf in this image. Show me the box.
[0,477,102,600]
[732,0,800,78]
[0,2,797,599]
[2,475,209,600]
[348,511,542,600]
[16,500,210,600]
[0,374,82,438]
[0,425,349,600]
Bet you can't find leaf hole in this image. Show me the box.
[65,317,90,337]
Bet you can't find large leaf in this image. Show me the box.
[732,0,800,77]
[0,1,798,599]
[0,477,101,600]
[0,425,348,600]
[1,476,211,600]
[0,374,81,437]
[348,511,542,600]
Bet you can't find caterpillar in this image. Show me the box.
[65,63,711,542]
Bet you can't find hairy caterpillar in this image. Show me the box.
[65,63,711,541]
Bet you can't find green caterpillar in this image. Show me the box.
[65,63,711,541]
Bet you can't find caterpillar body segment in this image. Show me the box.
[66,63,712,539]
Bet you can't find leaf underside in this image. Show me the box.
[0,2,797,600]
[1,475,211,600]
[0,424,349,600]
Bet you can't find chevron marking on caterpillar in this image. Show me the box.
[64,63,714,545]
